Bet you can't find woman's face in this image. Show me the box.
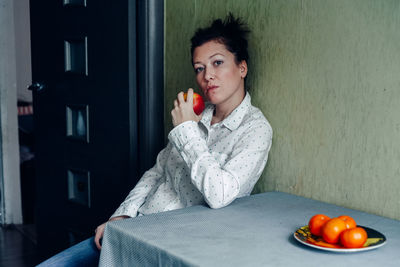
[193,40,247,106]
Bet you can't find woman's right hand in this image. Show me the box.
[94,215,129,250]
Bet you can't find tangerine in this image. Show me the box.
[340,227,368,248]
[321,218,347,244]
[338,215,357,230]
[308,214,331,236]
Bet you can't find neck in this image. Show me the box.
[211,89,246,125]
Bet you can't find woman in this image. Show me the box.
[37,14,272,267]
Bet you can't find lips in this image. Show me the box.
[207,85,218,90]
[206,85,219,95]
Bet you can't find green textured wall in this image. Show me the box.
[164,0,400,220]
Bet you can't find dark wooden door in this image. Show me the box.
[29,0,141,259]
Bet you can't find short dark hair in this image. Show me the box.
[191,13,250,65]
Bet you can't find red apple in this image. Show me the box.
[183,92,205,115]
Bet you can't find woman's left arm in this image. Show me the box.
[168,120,272,209]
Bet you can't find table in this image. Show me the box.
[99,192,400,266]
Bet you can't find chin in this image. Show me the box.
[205,95,219,104]
[205,91,220,104]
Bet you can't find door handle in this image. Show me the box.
[28,82,45,92]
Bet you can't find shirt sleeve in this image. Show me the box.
[168,120,272,209]
[110,142,172,218]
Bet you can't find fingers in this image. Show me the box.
[94,223,105,250]
[176,89,194,105]
[171,88,198,127]
[177,91,185,104]
[94,216,128,250]
[187,88,194,105]
[171,109,178,127]
[94,231,102,250]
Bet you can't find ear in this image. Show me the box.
[239,60,248,78]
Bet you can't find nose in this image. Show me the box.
[204,67,215,81]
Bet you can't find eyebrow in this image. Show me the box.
[193,53,225,65]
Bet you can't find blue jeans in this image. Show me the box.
[36,237,100,267]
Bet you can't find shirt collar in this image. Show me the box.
[200,92,252,131]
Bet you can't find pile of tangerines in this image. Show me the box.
[308,214,368,248]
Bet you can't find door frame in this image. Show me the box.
[137,0,165,176]
[0,0,27,225]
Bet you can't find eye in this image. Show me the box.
[214,60,223,66]
[194,66,204,74]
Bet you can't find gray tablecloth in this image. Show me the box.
[99,192,400,266]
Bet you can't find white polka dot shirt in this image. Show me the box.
[111,92,273,218]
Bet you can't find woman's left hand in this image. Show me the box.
[171,88,202,127]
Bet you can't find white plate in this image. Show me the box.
[294,225,386,253]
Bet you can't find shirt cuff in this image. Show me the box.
[110,203,139,219]
[168,121,207,165]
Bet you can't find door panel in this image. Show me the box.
[30,0,139,259]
